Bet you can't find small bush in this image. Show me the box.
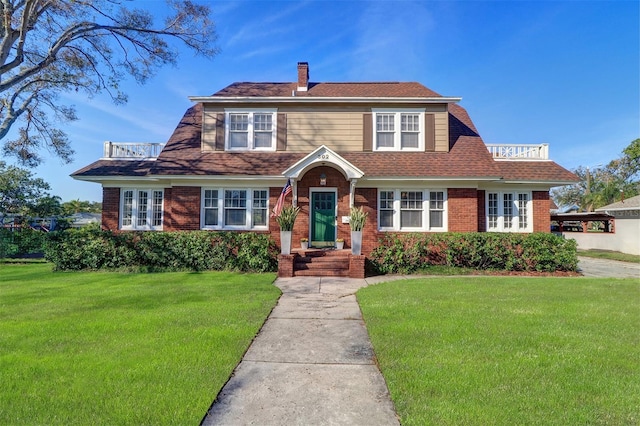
[370,232,578,274]
[44,226,278,273]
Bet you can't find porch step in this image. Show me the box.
[293,249,350,277]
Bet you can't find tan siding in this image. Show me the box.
[434,111,449,152]
[202,110,217,151]
[286,112,364,152]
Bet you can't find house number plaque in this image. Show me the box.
[318,154,330,160]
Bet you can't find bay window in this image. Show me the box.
[378,189,446,231]
[120,188,163,230]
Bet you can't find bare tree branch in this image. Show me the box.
[0,0,219,166]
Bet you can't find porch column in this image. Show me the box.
[349,179,358,207]
[292,179,298,207]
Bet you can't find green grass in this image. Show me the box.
[0,263,280,425]
[578,249,640,263]
[358,277,640,425]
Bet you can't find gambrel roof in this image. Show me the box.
[72,80,578,185]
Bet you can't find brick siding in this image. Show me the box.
[447,188,478,232]
[532,191,550,232]
[102,187,120,231]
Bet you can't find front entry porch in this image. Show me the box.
[278,248,365,278]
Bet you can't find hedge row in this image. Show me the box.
[0,228,48,258]
[44,225,279,272]
[370,232,578,274]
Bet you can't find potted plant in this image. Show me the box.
[275,205,300,255]
[300,237,309,250]
[349,206,368,255]
[335,238,344,250]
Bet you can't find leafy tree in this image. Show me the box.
[31,195,63,217]
[552,139,640,211]
[61,199,101,215]
[0,0,218,166]
[0,160,51,214]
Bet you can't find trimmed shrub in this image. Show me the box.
[370,232,578,274]
[44,226,278,273]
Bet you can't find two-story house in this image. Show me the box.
[72,62,577,274]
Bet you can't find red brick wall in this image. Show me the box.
[165,186,200,231]
[532,191,550,232]
[447,188,478,232]
[102,187,120,231]
[355,187,378,255]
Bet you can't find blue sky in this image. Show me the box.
[24,0,640,202]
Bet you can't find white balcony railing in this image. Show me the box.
[103,141,165,159]
[486,143,549,160]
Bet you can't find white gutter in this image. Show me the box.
[189,96,462,104]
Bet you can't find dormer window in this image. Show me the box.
[226,109,277,151]
[373,109,424,151]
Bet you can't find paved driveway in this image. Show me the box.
[578,256,640,279]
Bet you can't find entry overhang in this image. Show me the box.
[282,145,364,180]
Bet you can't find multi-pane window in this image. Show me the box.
[379,189,446,231]
[488,193,498,229]
[252,190,268,227]
[401,191,423,228]
[503,193,514,229]
[203,189,219,227]
[379,191,395,228]
[486,191,531,232]
[401,114,420,148]
[120,189,163,230]
[225,190,247,226]
[376,114,395,148]
[429,191,444,228]
[202,188,269,230]
[373,110,424,151]
[226,110,276,150]
[518,193,529,229]
[229,114,249,148]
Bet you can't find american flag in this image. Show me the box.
[271,179,292,217]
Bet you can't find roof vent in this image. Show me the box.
[297,62,309,92]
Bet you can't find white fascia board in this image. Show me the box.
[71,176,161,183]
[360,176,501,182]
[500,179,577,185]
[189,96,462,105]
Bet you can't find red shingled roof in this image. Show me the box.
[213,81,442,98]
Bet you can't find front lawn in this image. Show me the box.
[0,263,280,425]
[358,277,640,425]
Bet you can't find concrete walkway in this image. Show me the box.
[201,276,400,426]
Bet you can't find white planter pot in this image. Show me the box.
[301,241,308,250]
[336,241,344,250]
[351,230,362,255]
[280,231,292,255]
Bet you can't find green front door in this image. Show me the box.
[311,191,336,248]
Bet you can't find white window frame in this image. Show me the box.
[225,109,277,151]
[120,188,164,231]
[200,187,269,231]
[377,189,447,232]
[372,108,425,152]
[485,190,532,232]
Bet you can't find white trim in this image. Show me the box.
[224,109,277,152]
[119,188,164,231]
[372,108,426,152]
[200,187,270,231]
[485,190,533,233]
[282,145,364,180]
[377,188,448,232]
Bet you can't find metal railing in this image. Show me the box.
[486,143,549,160]
[103,141,165,159]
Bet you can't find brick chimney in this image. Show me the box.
[297,62,309,92]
